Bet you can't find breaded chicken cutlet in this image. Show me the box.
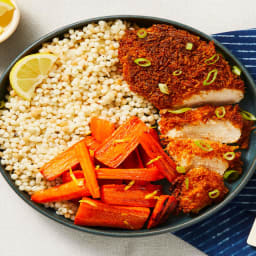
[167,138,241,175]
[159,105,243,144]
[119,24,244,109]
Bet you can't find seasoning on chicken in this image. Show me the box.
[119,24,244,109]
[167,138,241,175]
[159,105,243,144]
[172,167,228,213]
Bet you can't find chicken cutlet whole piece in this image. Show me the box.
[172,167,228,214]
[159,105,243,144]
[167,138,241,175]
[119,24,244,109]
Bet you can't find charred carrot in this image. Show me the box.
[95,116,149,168]
[74,197,150,230]
[90,117,115,143]
[101,184,162,207]
[39,139,86,181]
[122,148,144,169]
[147,195,177,229]
[139,132,177,182]
[97,167,164,181]
[75,140,100,198]
[31,179,90,203]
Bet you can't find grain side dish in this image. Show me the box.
[0,19,254,229]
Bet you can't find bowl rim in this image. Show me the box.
[0,14,256,237]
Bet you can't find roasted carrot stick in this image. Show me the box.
[139,132,177,182]
[149,127,160,144]
[90,117,115,143]
[97,167,164,181]
[74,197,150,230]
[84,136,101,152]
[39,139,86,181]
[75,140,100,198]
[147,195,177,229]
[31,179,90,203]
[95,116,149,168]
[101,184,162,208]
[62,170,122,185]
[121,148,144,169]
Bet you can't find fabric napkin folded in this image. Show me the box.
[175,28,256,256]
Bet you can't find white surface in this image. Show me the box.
[1,0,256,255]
[247,217,256,246]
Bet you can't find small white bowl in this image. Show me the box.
[0,0,20,43]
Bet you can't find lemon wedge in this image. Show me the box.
[0,0,14,16]
[9,53,57,100]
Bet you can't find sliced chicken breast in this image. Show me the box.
[167,138,241,175]
[159,105,243,143]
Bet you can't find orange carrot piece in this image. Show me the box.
[149,127,160,144]
[97,167,164,181]
[101,184,162,208]
[139,132,177,182]
[121,148,144,169]
[62,170,122,185]
[40,137,100,181]
[31,179,90,203]
[74,197,150,230]
[95,116,149,168]
[147,195,177,229]
[75,140,100,198]
[90,117,115,143]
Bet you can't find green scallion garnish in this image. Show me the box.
[240,110,256,121]
[173,70,182,76]
[176,166,186,174]
[223,152,235,161]
[185,178,189,190]
[186,42,193,50]
[215,106,226,118]
[208,189,220,199]
[134,58,151,67]
[232,66,241,76]
[194,140,213,152]
[137,28,147,39]
[158,83,169,95]
[203,69,218,86]
[167,108,192,114]
[223,170,240,181]
[204,54,220,65]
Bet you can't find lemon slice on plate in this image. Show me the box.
[9,53,57,100]
[0,0,14,16]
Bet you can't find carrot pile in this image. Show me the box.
[32,116,178,230]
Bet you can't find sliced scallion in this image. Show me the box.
[186,42,193,50]
[176,166,186,174]
[173,70,182,76]
[185,178,189,190]
[137,28,147,39]
[158,83,169,95]
[204,54,220,65]
[208,189,220,199]
[240,110,256,121]
[223,152,235,161]
[134,58,151,67]
[194,140,213,152]
[223,170,240,181]
[215,106,226,118]
[232,65,241,76]
[203,69,218,86]
[167,108,192,114]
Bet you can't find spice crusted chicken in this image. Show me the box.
[119,24,244,109]
[167,138,242,175]
[159,105,243,144]
[172,167,228,214]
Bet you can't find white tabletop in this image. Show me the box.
[1,0,256,255]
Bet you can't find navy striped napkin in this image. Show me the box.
[175,29,256,256]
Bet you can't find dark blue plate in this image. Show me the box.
[0,15,255,237]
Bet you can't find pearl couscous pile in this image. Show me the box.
[0,20,159,220]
